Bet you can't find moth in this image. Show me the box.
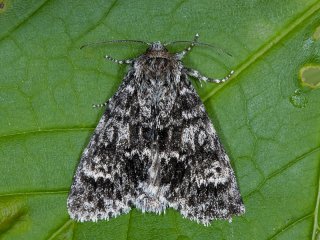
[67,34,245,226]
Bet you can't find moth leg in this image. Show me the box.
[175,33,199,59]
[185,67,234,83]
[105,55,133,65]
[92,100,109,108]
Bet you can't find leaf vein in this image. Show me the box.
[73,0,119,44]
[267,212,313,240]
[244,145,320,199]
[0,127,94,139]
[0,190,68,198]
[47,219,73,240]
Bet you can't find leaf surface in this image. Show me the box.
[0,0,320,239]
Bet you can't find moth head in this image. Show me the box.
[147,41,168,52]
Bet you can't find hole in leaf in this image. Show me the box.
[300,65,320,89]
[313,26,320,40]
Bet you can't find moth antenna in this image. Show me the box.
[80,39,150,49]
[165,35,232,57]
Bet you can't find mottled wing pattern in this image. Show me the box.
[67,70,151,221]
[157,72,245,225]
[68,52,244,225]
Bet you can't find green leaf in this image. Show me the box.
[1,0,319,239]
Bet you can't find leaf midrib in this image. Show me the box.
[312,173,320,240]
